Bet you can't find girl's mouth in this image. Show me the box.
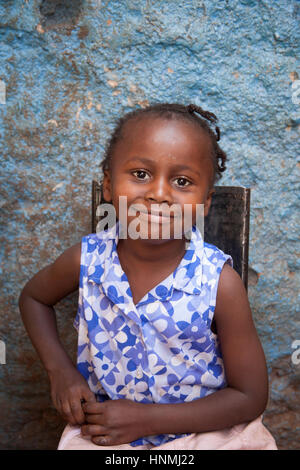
[138,211,174,224]
[130,204,180,220]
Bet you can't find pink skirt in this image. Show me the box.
[57,415,277,450]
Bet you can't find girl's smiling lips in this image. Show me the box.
[139,211,173,225]
[130,204,181,219]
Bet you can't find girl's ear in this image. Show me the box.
[204,188,215,217]
[102,169,112,203]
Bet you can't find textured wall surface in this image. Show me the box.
[0,0,299,450]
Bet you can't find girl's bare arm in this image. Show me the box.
[19,242,96,424]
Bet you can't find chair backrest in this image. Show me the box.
[204,186,250,290]
[91,181,250,290]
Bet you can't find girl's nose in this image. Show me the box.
[144,176,172,204]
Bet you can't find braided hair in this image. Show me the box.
[100,103,227,187]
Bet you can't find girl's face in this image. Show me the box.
[102,116,215,242]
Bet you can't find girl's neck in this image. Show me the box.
[117,237,187,268]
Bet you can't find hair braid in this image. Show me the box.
[186,103,226,177]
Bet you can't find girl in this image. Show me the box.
[19,103,277,450]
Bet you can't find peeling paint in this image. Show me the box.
[107,79,119,88]
[52,182,64,191]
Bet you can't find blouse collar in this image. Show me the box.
[87,221,204,310]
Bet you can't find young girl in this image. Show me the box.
[19,103,277,450]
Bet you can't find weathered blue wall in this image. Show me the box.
[0,0,299,449]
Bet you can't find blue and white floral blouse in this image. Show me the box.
[75,221,233,447]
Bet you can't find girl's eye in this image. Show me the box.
[174,177,191,188]
[132,170,150,180]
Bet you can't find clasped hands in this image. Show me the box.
[80,398,149,446]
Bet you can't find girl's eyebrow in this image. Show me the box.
[126,156,199,175]
[126,156,156,166]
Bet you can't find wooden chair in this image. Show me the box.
[91,181,250,290]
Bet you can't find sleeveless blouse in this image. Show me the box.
[75,221,233,447]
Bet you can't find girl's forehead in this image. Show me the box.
[110,115,214,179]
[120,115,210,148]
[123,114,198,134]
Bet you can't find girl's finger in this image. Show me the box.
[91,435,111,446]
[56,396,65,417]
[84,413,105,424]
[82,388,96,403]
[69,399,85,425]
[61,400,76,425]
[82,401,104,414]
[81,424,107,436]
[51,393,60,412]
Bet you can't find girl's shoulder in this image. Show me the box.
[82,226,116,245]
[202,241,233,270]
[80,228,113,253]
[190,225,233,271]
[79,229,115,270]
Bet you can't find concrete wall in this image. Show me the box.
[0,0,299,449]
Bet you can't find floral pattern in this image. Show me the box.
[75,221,233,446]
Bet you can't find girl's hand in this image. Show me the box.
[81,399,149,446]
[48,366,96,425]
